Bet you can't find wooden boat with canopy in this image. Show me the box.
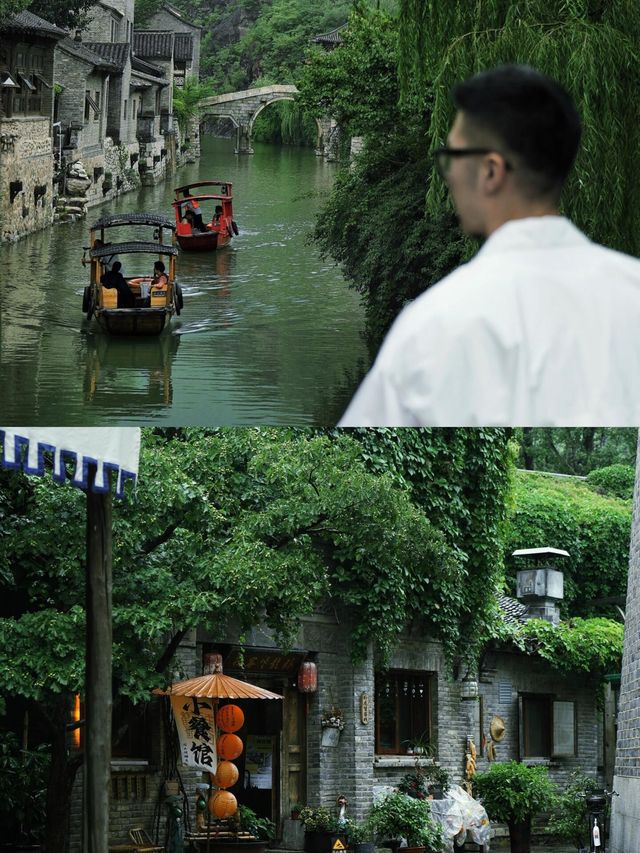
[82,213,182,336]
[172,180,239,251]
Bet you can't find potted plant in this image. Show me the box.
[474,761,557,853]
[547,772,604,852]
[203,805,275,853]
[291,803,304,820]
[368,792,444,853]
[300,806,345,853]
[346,819,375,853]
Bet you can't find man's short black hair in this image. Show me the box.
[452,64,581,196]
[154,261,165,272]
[112,261,122,272]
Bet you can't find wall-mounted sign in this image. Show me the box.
[360,692,369,725]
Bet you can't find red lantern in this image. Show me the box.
[213,760,239,789]
[297,661,318,693]
[217,733,243,760]
[217,704,245,733]
[209,789,238,818]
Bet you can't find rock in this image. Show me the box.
[66,177,91,197]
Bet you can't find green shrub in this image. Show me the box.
[473,761,557,824]
[547,772,602,849]
[586,464,636,500]
[368,792,444,850]
[299,806,341,833]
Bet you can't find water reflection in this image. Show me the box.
[82,332,180,411]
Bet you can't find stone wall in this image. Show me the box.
[0,117,54,242]
[610,431,640,852]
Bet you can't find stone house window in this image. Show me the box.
[85,91,99,123]
[94,90,100,121]
[519,694,576,759]
[375,670,433,754]
[112,698,152,761]
[123,98,128,120]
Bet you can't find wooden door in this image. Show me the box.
[282,684,306,818]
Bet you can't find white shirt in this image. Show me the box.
[339,216,640,426]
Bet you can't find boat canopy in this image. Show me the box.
[174,180,232,198]
[172,195,229,206]
[90,240,179,258]
[91,213,176,231]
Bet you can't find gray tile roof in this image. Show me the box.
[84,42,130,70]
[58,37,118,71]
[133,31,174,59]
[174,33,193,61]
[2,10,67,38]
[498,594,530,626]
[131,55,165,78]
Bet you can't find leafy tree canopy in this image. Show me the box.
[504,470,632,616]
[26,0,92,29]
[398,0,640,256]
[517,427,637,475]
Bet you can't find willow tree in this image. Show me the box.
[398,0,640,255]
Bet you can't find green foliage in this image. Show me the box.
[313,126,467,352]
[252,100,317,146]
[0,731,50,843]
[134,0,163,26]
[236,804,276,840]
[0,0,29,24]
[297,7,402,136]
[173,78,213,136]
[368,792,444,849]
[516,428,638,475]
[26,0,92,28]
[504,470,631,613]
[473,761,557,824]
[299,805,341,832]
[398,2,640,256]
[521,617,624,676]
[191,0,353,92]
[353,428,514,663]
[547,772,602,849]
[586,464,636,501]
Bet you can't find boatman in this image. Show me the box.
[100,261,135,308]
[339,64,640,427]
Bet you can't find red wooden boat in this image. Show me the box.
[172,180,239,251]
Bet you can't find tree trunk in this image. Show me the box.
[85,468,113,853]
[43,697,83,853]
[521,428,534,470]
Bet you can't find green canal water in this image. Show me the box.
[0,137,368,425]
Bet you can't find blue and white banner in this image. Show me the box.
[0,427,140,498]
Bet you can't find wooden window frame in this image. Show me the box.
[375,669,433,755]
[518,694,577,759]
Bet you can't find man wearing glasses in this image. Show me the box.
[339,64,640,426]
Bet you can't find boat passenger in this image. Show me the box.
[213,205,223,225]
[185,200,205,232]
[152,261,169,287]
[100,261,135,308]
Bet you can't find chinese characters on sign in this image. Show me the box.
[171,695,218,772]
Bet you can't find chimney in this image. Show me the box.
[513,547,568,625]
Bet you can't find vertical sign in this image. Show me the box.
[171,695,218,772]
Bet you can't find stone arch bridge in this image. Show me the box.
[198,84,338,158]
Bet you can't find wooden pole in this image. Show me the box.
[86,465,113,853]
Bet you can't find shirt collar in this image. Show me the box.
[476,215,591,258]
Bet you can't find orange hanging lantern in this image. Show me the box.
[217,733,244,760]
[209,789,238,819]
[217,704,245,733]
[213,760,239,789]
[297,661,318,693]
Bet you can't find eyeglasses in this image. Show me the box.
[434,147,513,178]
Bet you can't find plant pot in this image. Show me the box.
[195,841,267,853]
[353,844,375,853]
[403,847,424,853]
[321,727,340,747]
[507,818,531,853]
[429,784,444,800]
[304,831,347,853]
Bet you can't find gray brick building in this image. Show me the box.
[610,431,640,852]
[74,569,605,850]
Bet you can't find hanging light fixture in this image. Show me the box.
[297,660,318,693]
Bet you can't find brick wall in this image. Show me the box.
[0,117,54,241]
[610,431,640,852]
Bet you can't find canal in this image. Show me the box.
[0,137,368,425]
